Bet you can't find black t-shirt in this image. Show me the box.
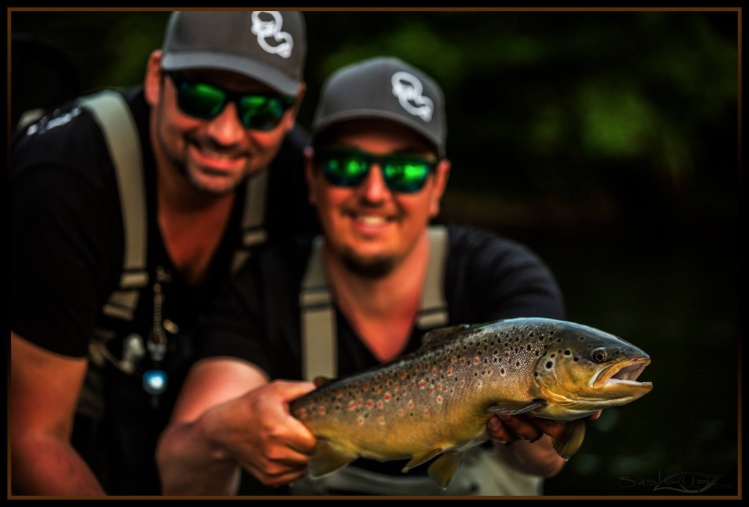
[198,224,565,478]
[10,86,319,495]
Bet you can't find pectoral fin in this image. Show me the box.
[426,450,462,489]
[552,419,586,459]
[486,399,547,415]
[307,438,359,478]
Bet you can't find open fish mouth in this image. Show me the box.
[590,357,652,390]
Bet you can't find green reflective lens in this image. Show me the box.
[317,148,437,193]
[168,73,292,131]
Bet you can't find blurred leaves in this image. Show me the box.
[10,8,738,241]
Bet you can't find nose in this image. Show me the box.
[204,101,246,146]
[357,162,391,203]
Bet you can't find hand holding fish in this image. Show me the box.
[217,380,318,487]
[486,410,602,477]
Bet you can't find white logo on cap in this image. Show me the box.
[251,11,293,58]
[391,71,433,122]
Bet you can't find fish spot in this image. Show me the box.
[318,407,326,415]
[367,400,374,408]
[419,380,427,389]
[377,400,384,408]
[424,409,430,416]
[545,361,554,369]
[564,350,572,356]
[384,393,392,401]
[357,417,365,426]
[500,368,506,376]
[398,408,405,416]
[408,400,415,409]
[378,416,386,425]
[348,401,356,410]
[474,357,481,364]
[515,360,521,367]
[437,395,443,404]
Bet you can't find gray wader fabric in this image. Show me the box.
[293,226,544,496]
[288,445,543,496]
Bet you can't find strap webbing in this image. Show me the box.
[79,91,147,320]
[299,236,336,381]
[299,226,449,381]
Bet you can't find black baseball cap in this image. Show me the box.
[161,10,305,97]
[312,56,446,156]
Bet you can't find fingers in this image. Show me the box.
[487,414,566,444]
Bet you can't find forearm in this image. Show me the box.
[491,435,566,478]
[156,413,241,496]
[11,437,105,496]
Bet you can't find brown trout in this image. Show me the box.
[289,317,653,488]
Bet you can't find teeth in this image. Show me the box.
[357,215,386,225]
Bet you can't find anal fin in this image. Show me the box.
[427,450,462,489]
[307,438,359,478]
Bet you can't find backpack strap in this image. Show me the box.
[299,226,449,381]
[299,235,336,381]
[78,90,148,321]
[231,169,269,274]
[417,225,449,329]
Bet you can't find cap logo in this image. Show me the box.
[391,71,433,122]
[251,11,293,58]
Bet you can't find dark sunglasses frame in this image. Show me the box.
[315,146,440,194]
[166,72,294,131]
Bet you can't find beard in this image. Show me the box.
[340,248,398,279]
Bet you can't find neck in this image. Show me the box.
[324,232,430,319]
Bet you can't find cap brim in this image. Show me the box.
[162,52,299,97]
[312,109,443,156]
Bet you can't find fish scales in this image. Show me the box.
[289,317,653,488]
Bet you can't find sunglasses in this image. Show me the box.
[167,72,294,131]
[315,147,439,194]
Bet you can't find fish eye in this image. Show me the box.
[591,347,607,363]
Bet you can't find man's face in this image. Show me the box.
[307,120,450,277]
[147,57,300,196]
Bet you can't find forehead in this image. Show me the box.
[174,68,278,94]
[319,119,436,154]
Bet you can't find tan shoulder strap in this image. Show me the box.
[299,226,449,381]
[79,90,148,321]
[299,235,336,381]
[417,225,449,329]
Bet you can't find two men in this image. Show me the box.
[156,57,575,496]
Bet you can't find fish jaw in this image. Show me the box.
[533,323,653,420]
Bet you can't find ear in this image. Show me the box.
[428,158,451,218]
[144,50,164,107]
[303,146,318,207]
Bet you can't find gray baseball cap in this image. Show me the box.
[161,10,305,97]
[312,56,446,156]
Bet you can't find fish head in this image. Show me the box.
[533,319,653,420]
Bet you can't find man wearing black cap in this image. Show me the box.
[10,11,315,496]
[156,56,587,496]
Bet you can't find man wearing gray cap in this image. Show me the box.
[156,56,586,496]
[10,11,315,496]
